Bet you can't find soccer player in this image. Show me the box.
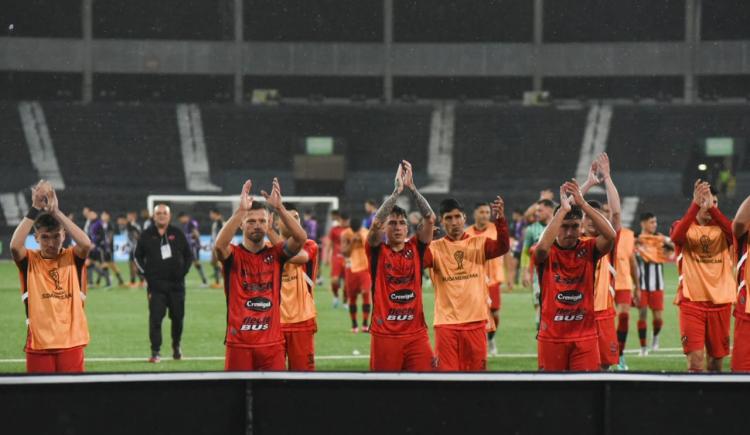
[535,181,616,372]
[209,208,225,289]
[522,197,555,328]
[268,208,319,371]
[11,181,93,373]
[325,210,347,308]
[92,210,125,287]
[367,160,435,371]
[731,194,750,372]
[425,194,509,371]
[465,202,505,356]
[341,217,372,332]
[671,180,735,372]
[579,153,632,370]
[214,178,307,371]
[363,199,378,229]
[178,212,208,287]
[635,212,674,355]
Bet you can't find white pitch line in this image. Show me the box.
[0,348,686,364]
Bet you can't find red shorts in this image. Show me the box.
[26,346,85,373]
[345,269,372,293]
[434,325,487,371]
[614,290,632,306]
[331,255,345,279]
[538,338,600,372]
[679,302,731,358]
[731,316,750,372]
[639,290,664,310]
[370,330,434,372]
[283,330,315,371]
[225,343,286,371]
[488,283,501,311]
[596,317,619,366]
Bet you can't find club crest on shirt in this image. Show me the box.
[576,247,588,259]
[263,254,274,264]
[403,248,414,259]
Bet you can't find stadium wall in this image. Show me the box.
[1,372,747,435]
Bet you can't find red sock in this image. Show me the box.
[332,282,340,299]
[617,312,629,355]
[637,320,647,347]
[653,319,663,337]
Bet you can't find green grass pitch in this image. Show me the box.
[0,260,709,373]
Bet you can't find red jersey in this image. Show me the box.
[366,238,429,337]
[222,243,290,348]
[537,238,601,343]
[736,234,750,320]
[329,226,345,257]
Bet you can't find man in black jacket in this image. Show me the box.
[134,204,193,362]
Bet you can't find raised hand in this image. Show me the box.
[30,179,50,209]
[692,179,710,206]
[238,179,253,211]
[45,186,59,215]
[587,160,601,186]
[559,185,572,213]
[698,182,713,209]
[491,195,505,219]
[401,160,415,191]
[596,152,611,180]
[261,177,283,210]
[394,163,404,194]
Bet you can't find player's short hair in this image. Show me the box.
[537,199,555,209]
[473,202,490,210]
[330,209,340,217]
[209,208,220,215]
[640,212,655,222]
[709,186,718,196]
[339,211,350,220]
[350,217,363,231]
[513,208,524,215]
[33,213,62,233]
[250,201,267,212]
[586,200,603,210]
[365,199,377,206]
[282,202,296,212]
[177,211,188,218]
[388,205,408,220]
[439,198,464,216]
[554,205,584,220]
[116,214,126,220]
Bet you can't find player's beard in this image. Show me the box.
[248,231,265,243]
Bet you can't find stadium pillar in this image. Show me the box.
[81,0,93,104]
[684,0,701,103]
[234,0,244,105]
[532,0,544,91]
[383,0,394,104]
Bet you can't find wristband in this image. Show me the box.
[26,207,41,221]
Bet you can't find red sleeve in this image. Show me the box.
[423,245,434,268]
[708,207,733,245]
[670,203,700,246]
[484,217,511,259]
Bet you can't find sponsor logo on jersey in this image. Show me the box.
[245,297,272,312]
[553,308,585,322]
[390,289,416,304]
[554,274,584,285]
[556,290,583,305]
[387,275,414,285]
[240,316,271,331]
[386,308,415,321]
[242,281,273,292]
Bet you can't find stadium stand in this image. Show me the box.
[0,103,37,192]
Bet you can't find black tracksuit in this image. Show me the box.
[134,224,193,354]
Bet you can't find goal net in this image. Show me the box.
[112,194,339,262]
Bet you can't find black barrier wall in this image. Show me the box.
[0,373,749,435]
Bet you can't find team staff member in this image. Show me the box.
[11,180,93,373]
[671,180,735,373]
[367,161,435,371]
[268,207,319,371]
[425,194,509,371]
[134,204,193,363]
[534,181,616,372]
[214,178,307,371]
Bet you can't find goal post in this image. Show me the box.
[142,194,340,261]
